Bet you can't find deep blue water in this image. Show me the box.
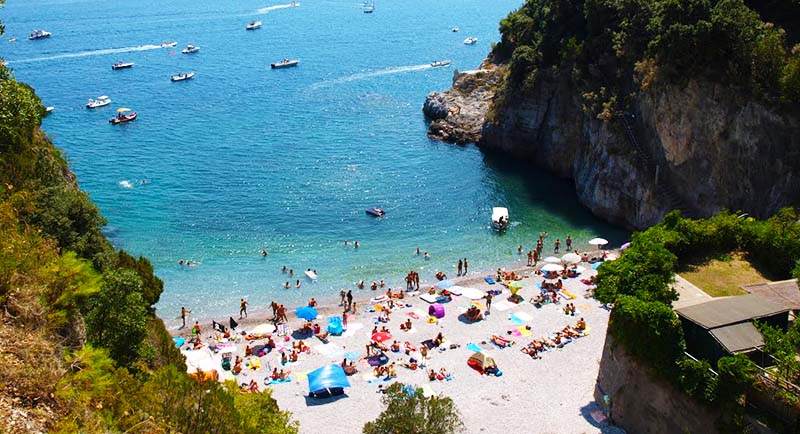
[1,0,627,327]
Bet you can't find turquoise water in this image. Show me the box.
[1,0,626,327]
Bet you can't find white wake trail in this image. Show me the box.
[311,64,434,89]
[256,2,300,14]
[7,44,165,64]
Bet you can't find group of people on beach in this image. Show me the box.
[520,318,587,359]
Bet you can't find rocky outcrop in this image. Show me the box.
[423,62,800,229]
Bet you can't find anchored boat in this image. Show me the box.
[463,37,478,45]
[170,72,195,82]
[29,29,52,40]
[270,59,299,69]
[366,207,385,217]
[109,108,137,125]
[246,21,262,30]
[491,207,509,231]
[181,44,200,54]
[87,95,111,108]
[112,61,134,70]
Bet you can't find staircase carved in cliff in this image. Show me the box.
[618,112,699,219]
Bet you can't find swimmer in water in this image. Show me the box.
[354,241,360,248]
[261,249,268,257]
[296,279,301,288]
[284,281,290,289]
[179,260,185,265]
[282,265,287,272]
[424,252,430,260]
[415,247,420,255]
[289,269,294,276]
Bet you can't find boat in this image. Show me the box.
[363,0,374,13]
[28,30,52,40]
[366,207,385,217]
[463,37,478,45]
[491,207,509,230]
[431,60,451,68]
[290,1,299,6]
[109,108,137,124]
[161,41,178,48]
[170,72,195,82]
[111,61,134,70]
[45,106,55,113]
[246,21,262,30]
[452,27,459,32]
[270,59,299,69]
[86,95,111,108]
[305,269,318,280]
[181,44,200,54]
[8,37,16,43]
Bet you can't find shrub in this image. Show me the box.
[363,383,464,434]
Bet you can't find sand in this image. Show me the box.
[174,263,625,434]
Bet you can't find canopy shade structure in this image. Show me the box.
[541,263,563,272]
[543,256,561,264]
[250,323,275,335]
[561,253,581,263]
[307,364,350,395]
[588,238,608,246]
[117,107,131,112]
[295,306,318,321]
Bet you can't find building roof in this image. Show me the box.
[709,322,765,354]
[741,279,800,311]
[675,294,789,329]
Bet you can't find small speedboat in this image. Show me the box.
[28,30,52,40]
[363,0,374,13]
[463,37,478,45]
[45,106,55,113]
[491,207,509,231]
[366,207,385,217]
[246,21,262,30]
[270,58,299,69]
[452,27,459,32]
[87,95,111,108]
[181,44,200,54]
[8,37,16,43]
[290,1,300,6]
[109,108,137,124]
[431,60,451,68]
[170,72,195,82]
[161,41,178,48]
[111,61,134,70]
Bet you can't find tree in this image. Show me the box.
[756,320,800,381]
[363,383,464,434]
[117,249,163,309]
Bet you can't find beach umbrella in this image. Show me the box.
[574,266,587,274]
[307,364,350,396]
[588,237,608,246]
[541,263,563,273]
[620,242,631,250]
[460,287,485,300]
[117,107,131,112]
[372,331,392,343]
[543,256,561,264]
[250,323,275,335]
[436,279,454,289]
[295,306,318,321]
[561,252,581,263]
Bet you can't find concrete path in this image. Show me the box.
[672,274,712,309]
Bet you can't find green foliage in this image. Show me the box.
[756,320,800,381]
[117,250,163,309]
[363,383,464,434]
[793,258,800,280]
[226,381,299,434]
[45,251,102,329]
[85,269,149,366]
[678,358,719,402]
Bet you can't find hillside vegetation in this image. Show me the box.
[0,8,296,433]
[493,0,800,117]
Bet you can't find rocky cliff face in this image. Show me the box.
[423,63,800,229]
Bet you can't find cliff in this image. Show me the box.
[424,65,800,229]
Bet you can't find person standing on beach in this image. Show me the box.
[565,235,572,251]
[554,239,561,254]
[533,249,539,265]
[414,271,420,290]
[463,258,468,275]
[457,259,463,277]
[239,298,248,319]
[527,250,533,266]
[339,289,346,306]
[485,292,492,313]
[270,301,279,319]
[346,290,353,311]
[180,306,191,328]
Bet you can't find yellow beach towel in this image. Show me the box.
[516,326,532,337]
[561,290,576,299]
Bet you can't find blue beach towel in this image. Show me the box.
[484,277,496,285]
[466,343,482,353]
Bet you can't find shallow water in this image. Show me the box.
[1,0,627,326]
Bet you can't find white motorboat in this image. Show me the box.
[8,37,16,43]
[111,61,134,70]
[363,0,374,13]
[491,207,509,231]
[431,60,451,68]
[452,27,459,32]
[170,72,195,82]
[45,106,55,113]
[86,95,111,108]
[29,29,52,40]
[271,58,299,69]
[161,41,178,48]
[246,21,262,30]
[181,44,200,54]
[463,37,478,45]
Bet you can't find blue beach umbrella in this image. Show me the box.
[296,306,318,321]
[308,364,350,395]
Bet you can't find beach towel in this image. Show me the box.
[592,262,602,270]
[295,371,308,381]
[448,286,464,296]
[560,290,577,300]
[512,311,533,322]
[466,343,483,353]
[484,277,496,284]
[266,376,292,385]
[509,315,525,325]
[420,384,435,398]
[493,300,515,312]
[516,326,532,337]
[408,312,420,319]
[341,322,364,338]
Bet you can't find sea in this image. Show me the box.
[1,0,627,328]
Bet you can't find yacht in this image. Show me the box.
[270,59,299,69]
[28,29,52,40]
[161,41,178,48]
[171,72,195,82]
[463,37,478,45]
[181,44,200,54]
[431,60,451,68]
[246,21,262,30]
[111,61,134,70]
[86,95,111,108]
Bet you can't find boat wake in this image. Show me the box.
[311,64,434,89]
[256,2,300,14]
[118,180,134,189]
[7,44,165,64]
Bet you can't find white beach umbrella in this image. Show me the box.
[574,266,587,274]
[541,263,563,272]
[250,323,276,335]
[460,287,486,300]
[588,237,609,246]
[561,252,581,263]
[543,256,561,264]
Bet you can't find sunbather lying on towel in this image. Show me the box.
[491,334,514,347]
[315,331,330,342]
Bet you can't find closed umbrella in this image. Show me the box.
[561,252,581,263]
[588,237,609,246]
[250,323,276,335]
[295,306,318,321]
[541,263,563,273]
[543,256,561,264]
[372,331,392,343]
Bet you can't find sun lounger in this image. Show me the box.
[420,293,439,304]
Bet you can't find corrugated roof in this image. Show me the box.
[741,279,800,311]
[675,294,788,329]
[709,322,764,354]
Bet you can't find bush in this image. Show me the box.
[363,383,464,434]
